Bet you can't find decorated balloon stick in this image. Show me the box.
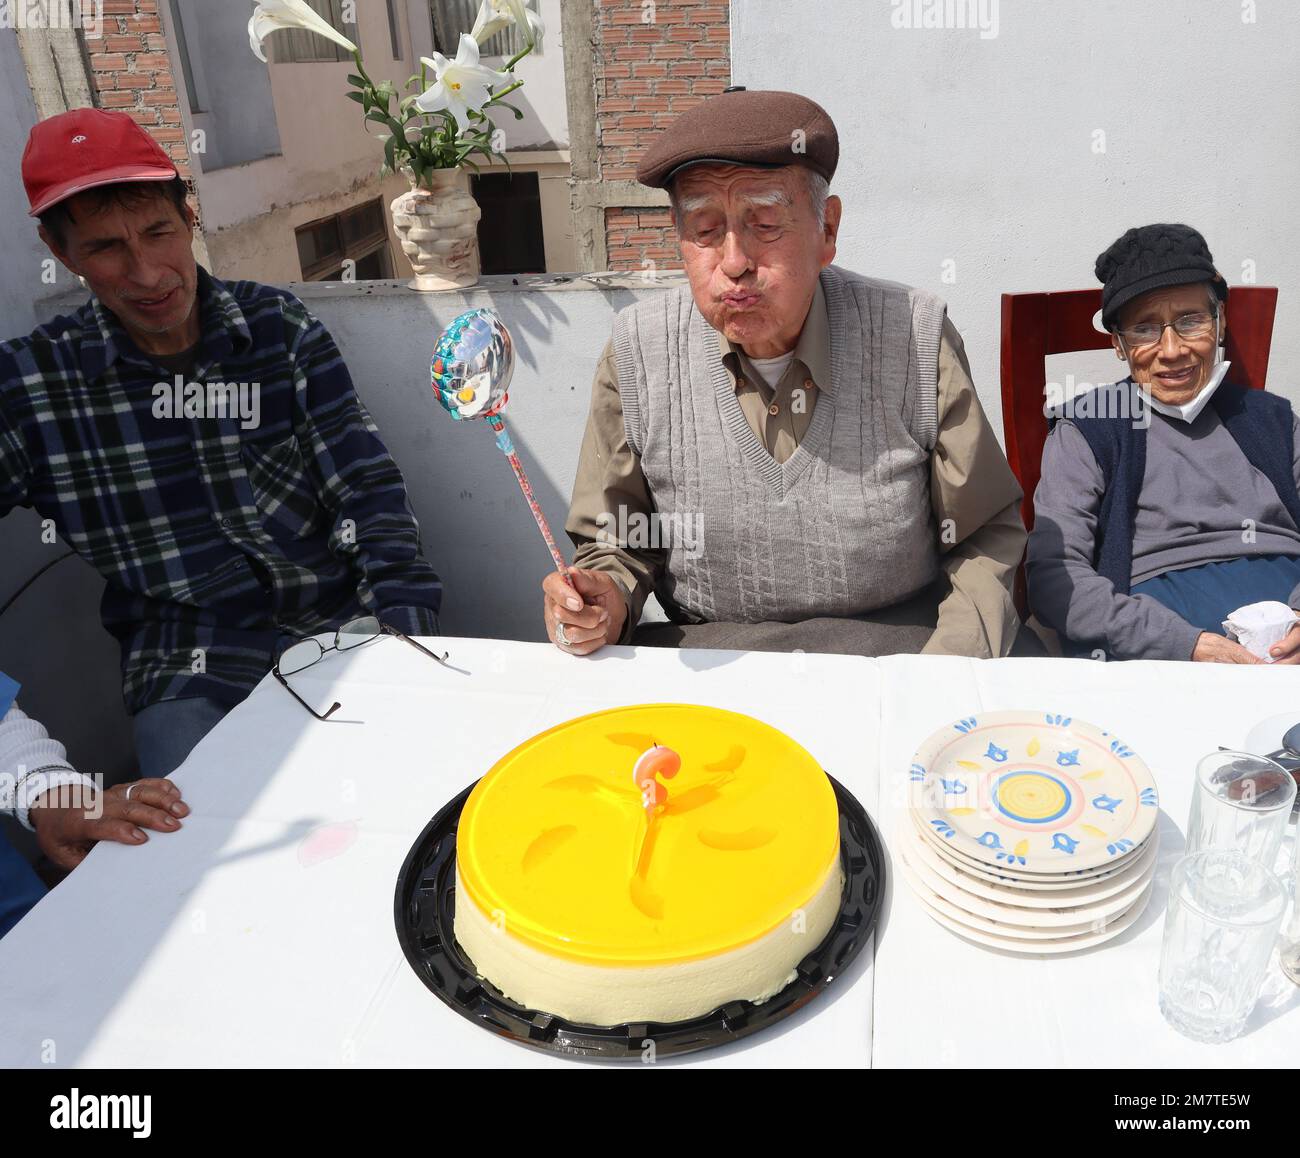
[431,309,574,588]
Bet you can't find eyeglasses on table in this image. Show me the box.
[272,615,451,720]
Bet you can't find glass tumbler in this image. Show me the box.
[1158,850,1286,1043]
[1187,751,1296,869]
[1281,833,1300,985]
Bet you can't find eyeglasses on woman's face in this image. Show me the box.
[1115,311,1216,349]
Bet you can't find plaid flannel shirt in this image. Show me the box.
[0,267,442,715]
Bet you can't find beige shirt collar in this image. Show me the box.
[714,276,832,394]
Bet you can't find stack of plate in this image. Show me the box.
[901,711,1160,954]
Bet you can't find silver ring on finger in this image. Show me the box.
[124,783,137,801]
[555,622,571,649]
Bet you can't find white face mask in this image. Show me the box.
[1140,359,1231,423]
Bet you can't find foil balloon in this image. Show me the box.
[430,309,574,587]
[431,308,513,421]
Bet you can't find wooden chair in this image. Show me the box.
[999,285,1280,614]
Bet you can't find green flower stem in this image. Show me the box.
[503,41,535,72]
[483,79,524,106]
[351,49,376,90]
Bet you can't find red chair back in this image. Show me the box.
[1000,286,1279,613]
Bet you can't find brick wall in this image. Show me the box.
[87,0,197,204]
[596,0,730,271]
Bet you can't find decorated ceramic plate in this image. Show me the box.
[899,853,1155,955]
[910,809,1151,885]
[909,711,1159,873]
[904,826,1159,904]
[897,844,1118,938]
[901,826,1157,926]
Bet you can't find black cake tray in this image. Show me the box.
[393,774,885,1061]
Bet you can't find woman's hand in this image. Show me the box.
[1268,621,1300,664]
[1191,633,1264,664]
[29,779,190,870]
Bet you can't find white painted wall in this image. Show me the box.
[285,274,663,640]
[729,0,1300,432]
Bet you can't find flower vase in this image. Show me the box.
[390,166,482,291]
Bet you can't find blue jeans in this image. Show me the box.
[132,697,230,779]
[0,829,46,939]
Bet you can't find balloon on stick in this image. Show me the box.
[430,309,575,588]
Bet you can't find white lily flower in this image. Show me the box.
[470,0,545,52]
[248,0,358,64]
[416,35,512,135]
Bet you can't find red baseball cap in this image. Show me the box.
[23,107,179,218]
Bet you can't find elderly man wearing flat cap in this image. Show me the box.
[542,88,1027,658]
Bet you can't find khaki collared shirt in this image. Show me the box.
[566,282,1027,658]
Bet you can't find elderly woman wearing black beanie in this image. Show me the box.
[1027,223,1300,663]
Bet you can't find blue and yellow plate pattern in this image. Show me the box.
[908,711,1159,873]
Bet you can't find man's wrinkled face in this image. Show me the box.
[40,189,199,354]
[671,164,841,357]
[1112,283,1224,406]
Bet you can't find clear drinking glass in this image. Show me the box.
[1158,850,1286,1043]
[1187,751,1296,869]
[1281,834,1300,985]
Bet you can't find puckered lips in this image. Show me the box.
[721,288,761,310]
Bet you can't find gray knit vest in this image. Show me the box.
[612,264,946,624]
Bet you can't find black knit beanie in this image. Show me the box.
[1095,223,1228,330]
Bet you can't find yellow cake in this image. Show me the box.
[453,703,843,1026]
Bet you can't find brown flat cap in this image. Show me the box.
[635,86,838,189]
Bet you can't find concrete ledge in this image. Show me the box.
[40,271,690,321]
[284,270,689,298]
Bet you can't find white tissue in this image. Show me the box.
[1222,600,1300,661]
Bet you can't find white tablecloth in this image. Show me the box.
[0,640,1297,1067]
[872,655,1300,1068]
[0,638,877,1068]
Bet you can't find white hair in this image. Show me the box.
[669,166,829,233]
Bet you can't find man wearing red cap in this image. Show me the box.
[2,109,442,776]
[543,89,1028,659]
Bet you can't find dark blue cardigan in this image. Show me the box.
[1066,381,1300,594]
